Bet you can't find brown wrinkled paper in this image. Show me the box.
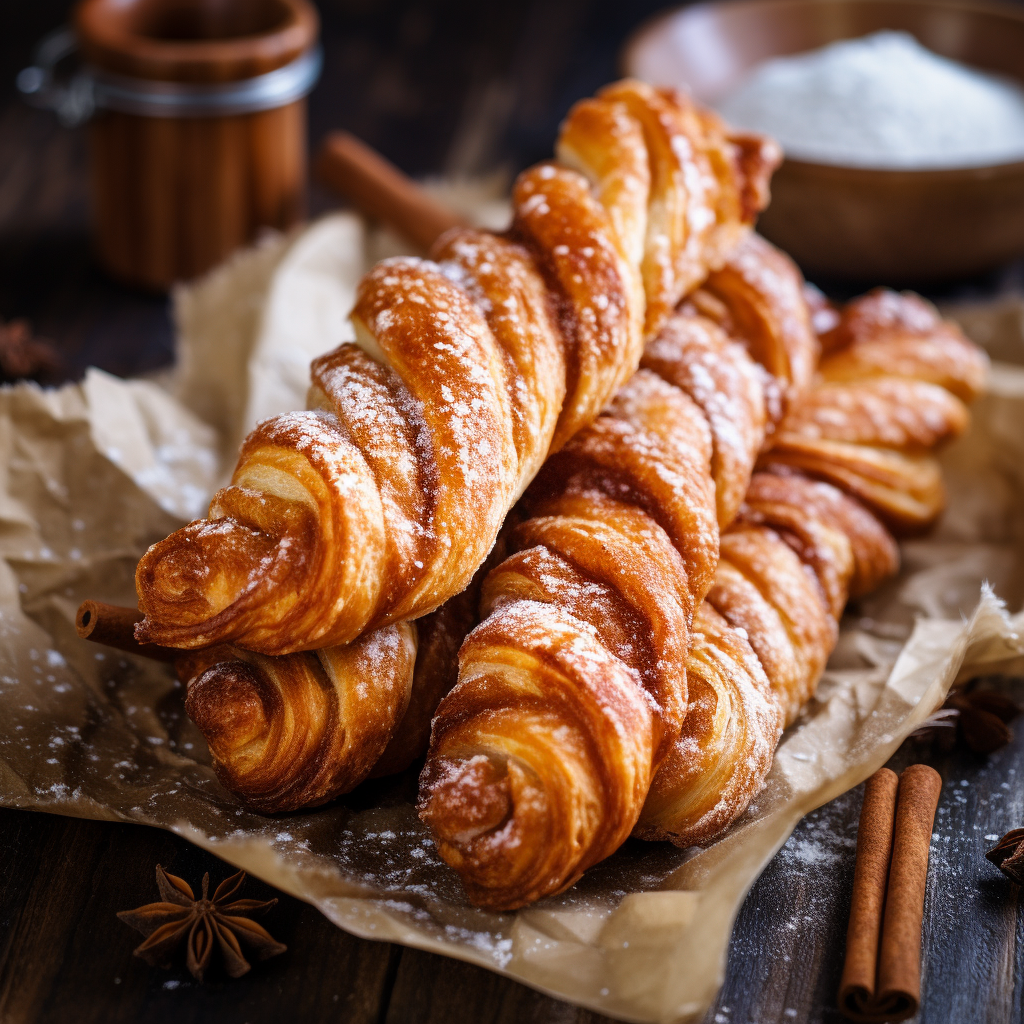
[1,214,1023,1024]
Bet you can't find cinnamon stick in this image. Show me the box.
[875,765,942,1016]
[839,764,942,1022]
[839,768,899,1017]
[75,600,179,662]
[315,131,467,251]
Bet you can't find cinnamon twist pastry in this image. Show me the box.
[172,234,801,818]
[177,550,490,810]
[636,290,987,847]
[134,81,779,656]
[177,260,985,848]
[180,624,417,813]
[419,235,817,908]
[761,289,986,531]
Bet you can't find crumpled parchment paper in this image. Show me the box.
[1,214,1022,1024]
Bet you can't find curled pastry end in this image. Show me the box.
[136,508,303,650]
[419,754,513,846]
[183,624,417,814]
[418,747,553,909]
[728,129,783,223]
[419,608,659,909]
[184,657,284,810]
[138,408,391,654]
[186,660,272,765]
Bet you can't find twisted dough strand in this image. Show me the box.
[174,235,797,821]
[636,290,986,846]
[135,81,778,656]
[419,236,816,908]
[179,560,486,811]
[761,289,985,531]
[180,623,417,813]
[419,258,986,908]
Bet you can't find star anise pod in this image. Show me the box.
[986,829,1024,885]
[117,865,286,981]
[0,318,62,382]
[911,684,1020,754]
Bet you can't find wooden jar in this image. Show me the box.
[75,0,319,290]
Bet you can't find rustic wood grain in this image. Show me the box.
[2,2,1024,1023]
[3,710,1023,1024]
[78,0,314,289]
[0,811,403,1024]
[89,100,308,289]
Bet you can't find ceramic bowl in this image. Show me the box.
[624,0,1024,283]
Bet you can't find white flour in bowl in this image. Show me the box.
[717,30,1024,169]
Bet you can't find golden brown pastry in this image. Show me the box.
[177,549,491,809]
[180,624,416,813]
[637,601,783,849]
[134,81,779,657]
[418,277,985,909]
[690,234,820,423]
[637,473,897,845]
[418,235,816,908]
[635,291,987,846]
[177,263,985,854]
[175,235,803,820]
[761,289,988,532]
[368,582,482,779]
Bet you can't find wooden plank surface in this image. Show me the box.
[2,2,1023,1022]
[3,713,1023,1024]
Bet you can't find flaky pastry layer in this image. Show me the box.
[135,81,779,656]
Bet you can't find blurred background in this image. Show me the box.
[5,0,1024,383]
[1,0,675,384]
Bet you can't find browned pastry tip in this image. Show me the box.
[180,624,417,813]
[819,289,988,402]
[760,289,986,535]
[724,126,784,223]
[419,600,662,909]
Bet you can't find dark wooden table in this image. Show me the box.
[2,3,1023,1022]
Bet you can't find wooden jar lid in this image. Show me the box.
[75,0,319,84]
